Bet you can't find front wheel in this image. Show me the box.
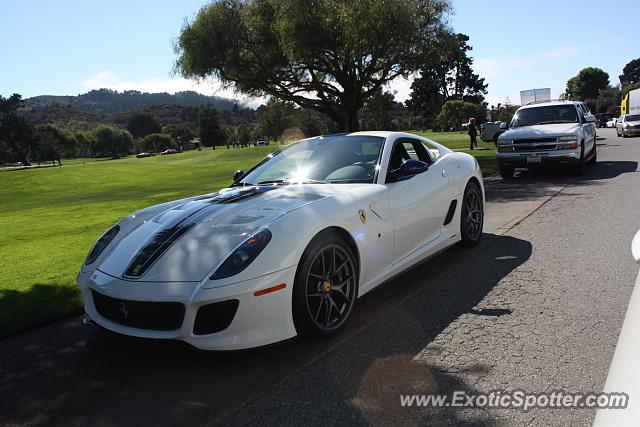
[589,140,597,164]
[571,143,586,175]
[499,164,514,179]
[460,181,484,247]
[292,233,358,337]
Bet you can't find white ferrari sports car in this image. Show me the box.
[78,131,484,350]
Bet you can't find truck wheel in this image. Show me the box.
[499,165,514,179]
[571,143,586,176]
[589,141,597,164]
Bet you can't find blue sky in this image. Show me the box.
[1,0,638,107]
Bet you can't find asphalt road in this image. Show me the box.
[1,128,639,426]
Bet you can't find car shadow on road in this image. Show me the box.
[0,233,531,426]
[486,160,638,204]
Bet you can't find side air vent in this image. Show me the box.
[443,200,457,225]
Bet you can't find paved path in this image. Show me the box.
[1,129,638,426]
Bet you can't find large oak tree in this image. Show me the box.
[175,0,450,132]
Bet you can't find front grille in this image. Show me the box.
[91,290,185,331]
[513,145,557,151]
[513,138,557,144]
[193,300,239,335]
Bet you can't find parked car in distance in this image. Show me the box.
[160,148,182,155]
[616,114,640,138]
[255,140,268,146]
[606,118,618,128]
[595,113,614,128]
[136,152,155,158]
[496,100,597,179]
[480,121,506,143]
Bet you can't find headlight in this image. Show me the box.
[211,229,272,280]
[85,224,120,265]
[557,135,577,142]
[497,139,512,145]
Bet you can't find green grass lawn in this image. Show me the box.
[0,133,497,338]
[411,130,498,176]
[0,146,274,338]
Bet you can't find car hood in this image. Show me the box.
[500,123,582,139]
[96,185,355,282]
[625,120,640,126]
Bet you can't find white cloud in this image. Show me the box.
[80,71,265,107]
[385,76,413,103]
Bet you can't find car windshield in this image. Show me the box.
[235,134,385,186]
[626,114,640,121]
[510,105,578,127]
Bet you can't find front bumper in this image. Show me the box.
[77,267,298,351]
[622,128,640,136]
[497,150,580,168]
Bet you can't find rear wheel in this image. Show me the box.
[292,233,358,337]
[499,164,514,179]
[460,181,483,247]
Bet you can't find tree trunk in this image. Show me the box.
[338,106,360,132]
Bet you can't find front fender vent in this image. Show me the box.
[443,200,457,226]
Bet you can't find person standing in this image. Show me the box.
[467,118,477,150]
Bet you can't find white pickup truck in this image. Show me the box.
[496,101,597,178]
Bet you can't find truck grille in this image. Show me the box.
[91,290,185,331]
[513,145,558,151]
[512,137,557,144]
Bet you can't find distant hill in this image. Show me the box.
[24,88,236,116]
[20,89,259,133]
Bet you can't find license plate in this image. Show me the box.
[527,156,542,164]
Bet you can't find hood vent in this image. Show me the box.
[122,186,279,279]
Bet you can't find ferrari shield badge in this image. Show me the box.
[358,209,366,224]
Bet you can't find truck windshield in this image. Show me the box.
[626,115,640,121]
[510,105,578,127]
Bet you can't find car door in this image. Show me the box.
[384,138,452,264]
[579,103,596,153]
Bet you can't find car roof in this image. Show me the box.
[519,100,581,110]
[344,131,423,139]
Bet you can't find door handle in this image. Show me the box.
[442,169,447,177]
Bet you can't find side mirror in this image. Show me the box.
[499,122,507,129]
[584,115,596,123]
[233,170,244,182]
[388,159,429,182]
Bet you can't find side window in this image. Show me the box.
[388,139,432,171]
[576,104,586,118]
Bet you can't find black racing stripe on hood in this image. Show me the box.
[122,186,279,279]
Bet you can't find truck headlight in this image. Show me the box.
[557,135,577,142]
[211,229,272,280]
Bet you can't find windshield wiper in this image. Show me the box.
[230,181,254,187]
[257,178,327,185]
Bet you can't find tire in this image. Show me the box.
[499,164,514,179]
[292,232,358,337]
[460,181,483,248]
[571,143,586,176]
[589,140,597,164]
[623,132,628,138]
